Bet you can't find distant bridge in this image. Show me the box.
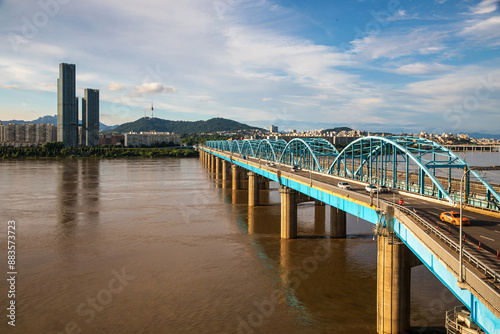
[445,144,500,152]
[200,136,500,334]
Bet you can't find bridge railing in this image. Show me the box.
[387,200,500,284]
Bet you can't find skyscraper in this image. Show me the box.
[57,63,77,146]
[82,88,100,146]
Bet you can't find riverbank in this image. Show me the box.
[0,143,198,159]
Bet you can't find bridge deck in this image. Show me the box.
[212,150,500,280]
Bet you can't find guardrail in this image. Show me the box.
[380,199,500,285]
[445,306,485,333]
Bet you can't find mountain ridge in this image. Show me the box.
[0,115,118,131]
[109,117,264,134]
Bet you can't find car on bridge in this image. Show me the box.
[291,165,300,172]
[338,182,351,189]
[377,185,389,193]
[439,211,470,226]
[365,184,379,193]
[266,162,276,167]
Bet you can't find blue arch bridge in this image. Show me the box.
[200,136,500,334]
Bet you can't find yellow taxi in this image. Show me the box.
[439,211,470,226]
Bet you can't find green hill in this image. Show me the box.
[321,127,352,134]
[108,117,262,134]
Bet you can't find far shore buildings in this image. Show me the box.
[124,131,181,147]
[0,123,57,146]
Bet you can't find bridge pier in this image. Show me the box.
[210,154,215,173]
[232,164,240,190]
[215,157,222,179]
[222,160,229,188]
[377,230,411,334]
[215,157,221,178]
[330,206,347,238]
[248,172,260,207]
[280,186,297,239]
[314,201,326,235]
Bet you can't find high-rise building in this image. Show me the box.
[270,125,278,133]
[57,63,77,146]
[82,88,99,146]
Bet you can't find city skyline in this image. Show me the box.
[1,1,500,134]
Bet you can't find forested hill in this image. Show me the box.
[109,117,263,134]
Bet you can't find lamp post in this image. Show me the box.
[459,167,471,283]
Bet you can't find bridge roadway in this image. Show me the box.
[202,147,500,333]
[242,155,500,273]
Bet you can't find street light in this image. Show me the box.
[459,167,472,283]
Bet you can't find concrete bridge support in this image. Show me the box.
[215,157,221,178]
[248,172,260,207]
[314,200,326,235]
[377,231,411,334]
[232,164,240,190]
[222,160,229,188]
[330,207,347,238]
[280,186,297,239]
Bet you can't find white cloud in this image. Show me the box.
[460,16,500,46]
[107,82,126,92]
[392,62,455,75]
[262,98,273,102]
[0,84,26,90]
[133,82,177,96]
[349,29,447,60]
[469,0,499,14]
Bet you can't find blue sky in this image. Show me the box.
[0,0,499,134]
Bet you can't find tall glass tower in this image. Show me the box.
[82,89,100,146]
[57,63,77,146]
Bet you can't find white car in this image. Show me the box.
[365,184,378,193]
[338,182,351,189]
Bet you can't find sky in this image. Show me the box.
[0,0,499,134]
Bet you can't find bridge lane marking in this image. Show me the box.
[480,235,495,241]
[495,230,500,234]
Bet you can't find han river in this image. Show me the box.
[0,151,498,333]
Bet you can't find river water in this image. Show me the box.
[0,154,497,333]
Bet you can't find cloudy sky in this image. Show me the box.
[1,0,499,133]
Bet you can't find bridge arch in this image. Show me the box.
[280,138,339,173]
[255,139,287,162]
[228,140,243,155]
[240,140,260,157]
[327,136,500,208]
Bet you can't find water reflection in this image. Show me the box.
[56,159,100,256]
